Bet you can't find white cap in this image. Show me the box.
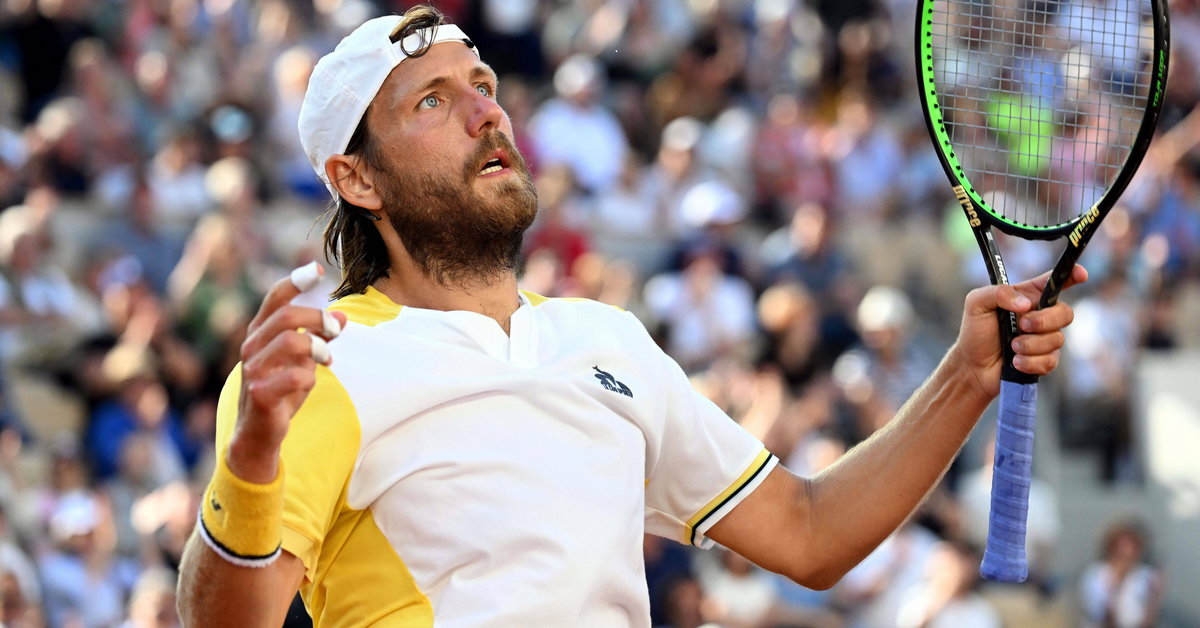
[298,17,479,198]
[50,493,98,542]
[553,54,602,99]
[681,180,746,227]
[857,285,914,333]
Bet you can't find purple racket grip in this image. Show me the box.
[980,380,1037,582]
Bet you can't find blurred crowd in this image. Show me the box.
[0,0,1196,626]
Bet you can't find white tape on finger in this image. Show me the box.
[290,261,321,293]
[309,333,331,365]
[321,311,343,338]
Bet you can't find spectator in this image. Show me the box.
[146,130,210,232]
[269,46,322,200]
[656,573,707,628]
[825,89,903,222]
[669,178,749,279]
[643,239,757,371]
[528,53,628,194]
[642,116,714,243]
[697,549,778,628]
[895,541,1001,628]
[97,179,185,296]
[473,0,544,77]
[1079,519,1164,628]
[38,493,124,628]
[103,433,165,567]
[835,522,941,628]
[118,567,179,628]
[645,23,745,128]
[592,154,669,275]
[644,534,693,627]
[756,282,826,389]
[0,503,39,616]
[167,212,263,372]
[762,202,853,301]
[0,126,28,209]
[85,366,197,484]
[27,97,92,196]
[1060,271,1140,482]
[15,434,88,551]
[838,285,937,416]
[523,164,591,283]
[751,95,835,218]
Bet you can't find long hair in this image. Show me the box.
[322,5,447,299]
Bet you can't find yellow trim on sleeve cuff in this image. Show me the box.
[683,448,774,545]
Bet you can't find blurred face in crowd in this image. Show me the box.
[926,543,979,598]
[129,586,179,628]
[1106,527,1145,568]
[0,572,25,623]
[356,42,538,285]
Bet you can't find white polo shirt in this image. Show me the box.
[214,288,777,627]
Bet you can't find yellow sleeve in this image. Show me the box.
[214,364,361,582]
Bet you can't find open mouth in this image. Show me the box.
[479,158,504,176]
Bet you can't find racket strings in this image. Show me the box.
[928,0,1154,228]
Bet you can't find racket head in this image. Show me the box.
[917,0,1170,241]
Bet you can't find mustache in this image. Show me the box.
[462,131,527,181]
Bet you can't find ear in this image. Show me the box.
[325,154,383,211]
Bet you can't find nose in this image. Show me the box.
[465,87,504,138]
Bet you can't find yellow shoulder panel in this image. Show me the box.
[520,290,551,306]
[303,508,433,627]
[328,286,403,327]
[519,290,625,312]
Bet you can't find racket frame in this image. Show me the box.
[916,0,1170,372]
[914,0,1170,581]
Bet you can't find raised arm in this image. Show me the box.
[177,263,347,626]
[708,265,1086,589]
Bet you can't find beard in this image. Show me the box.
[374,131,538,287]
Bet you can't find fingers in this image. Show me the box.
[233,263,340,461]
[1012,350,1061,376]
[244,329,317,373]
[1012,330,1065,357]
[1017,300,1074,334]
[249,262,324,331]
[1017,264,1090,301]
[241,305,345,363]
[245,367,318,401]
[290,261,323,293]
[309,333,331,365]
[964,283,1032,317]
[996,284,1034,314]
[1009,302,1073,376]
[239,332,321,427]
[245,327,332,372]
[966,268,1083,329]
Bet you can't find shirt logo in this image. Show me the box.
[593,366,633,398]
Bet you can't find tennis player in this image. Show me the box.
[177,6,1086,626]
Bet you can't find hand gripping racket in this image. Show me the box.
[915,0,1169,582]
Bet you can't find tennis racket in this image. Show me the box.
[915,0,1169,582]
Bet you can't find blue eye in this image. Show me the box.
[420,95,440,109]
[476,84,491,97]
